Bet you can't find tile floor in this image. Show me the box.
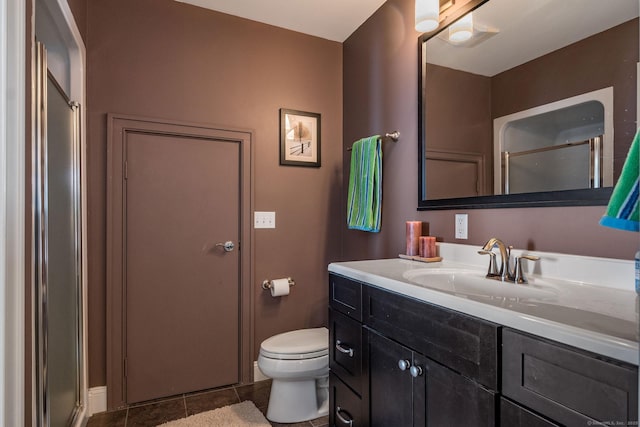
[85,380,329,427]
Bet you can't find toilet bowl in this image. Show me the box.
[257,327,329,423]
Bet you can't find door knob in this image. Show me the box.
[215,241,235,252]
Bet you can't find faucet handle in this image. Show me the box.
[513,255,540,284]
[478,250,499,277]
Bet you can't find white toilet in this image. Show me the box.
[257,327,329,423]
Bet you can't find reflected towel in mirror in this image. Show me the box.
[599,128,639,232]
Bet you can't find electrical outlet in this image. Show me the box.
[455,213,468,239]
[254,211,276,229]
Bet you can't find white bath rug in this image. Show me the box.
[157,400,271,427]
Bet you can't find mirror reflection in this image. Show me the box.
[419,0,638,208]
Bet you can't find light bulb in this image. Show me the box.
[449,12,473,43]
[415,0,439,33]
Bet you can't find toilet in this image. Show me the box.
[257,327,329,423]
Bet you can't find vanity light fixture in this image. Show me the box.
[415,0,440,32]
[449,12,473,43]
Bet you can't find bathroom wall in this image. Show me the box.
[425,63,492,196]
[83,0,342,387]
[342,0,638,261]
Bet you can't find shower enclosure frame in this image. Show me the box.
[34,41,85,427]
[33,0,88,423]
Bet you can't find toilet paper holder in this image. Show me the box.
[262,277,296,290]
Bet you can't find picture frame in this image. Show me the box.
[279,108,321,167]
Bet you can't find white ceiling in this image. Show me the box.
[426,0,639,76]
[174,0,388,42]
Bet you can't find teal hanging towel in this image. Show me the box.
[347,135,382,232]
[599,128,639,232]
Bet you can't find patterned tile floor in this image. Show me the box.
[86,379,328,427]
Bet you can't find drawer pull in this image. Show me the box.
[336,406,354,426]
[398,359,411,371]
[335,340,354,357]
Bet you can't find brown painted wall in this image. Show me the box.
[343,0,638,261]
[86,0,342,387]
[425,63,492,195]
[67,0,87,41]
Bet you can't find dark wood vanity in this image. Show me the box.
[328,273,638,426]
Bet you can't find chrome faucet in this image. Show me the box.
[478,238,540,284]
[479,238,512,281]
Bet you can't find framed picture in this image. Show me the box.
[280,108,321,167]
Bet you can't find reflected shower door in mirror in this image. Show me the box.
[419,0,639,209]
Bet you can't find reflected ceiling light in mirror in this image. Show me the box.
[415,0,439,32]
[449,12,473,42]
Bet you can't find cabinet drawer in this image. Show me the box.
[500,398,559,427]
[502,329,638,425]
[329,308,363,395]
[363,285,499,390]
[329,373,364,427]
[329,273,362,321]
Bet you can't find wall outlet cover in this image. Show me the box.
[455,213,468,239]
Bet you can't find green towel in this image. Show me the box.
[599,128,639,232]
[347,136,382,232]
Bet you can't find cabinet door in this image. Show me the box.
[424,357,496,426]
[367,329,495,427]
[368,329,419,427]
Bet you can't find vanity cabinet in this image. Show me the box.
[329,273,498,426]
[502,329,638,425]
[500,398,560,427]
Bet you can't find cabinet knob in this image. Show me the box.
[410,365,423,377]
[335,340,354,357]
[398,359,411,371]
[336,406,354,426]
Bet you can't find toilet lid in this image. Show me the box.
[260,327,328,360]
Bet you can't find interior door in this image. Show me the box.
[124,131,241,403]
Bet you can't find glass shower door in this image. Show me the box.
[35,42,83,427]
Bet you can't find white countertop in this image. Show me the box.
[329,250,639,366]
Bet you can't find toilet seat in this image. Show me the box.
[260,327,328,360]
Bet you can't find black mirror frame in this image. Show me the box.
[417,0,612,211]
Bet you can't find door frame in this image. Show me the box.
[106,114,254,409]
[1,0,26,425]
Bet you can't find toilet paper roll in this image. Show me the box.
[270,278,290,297]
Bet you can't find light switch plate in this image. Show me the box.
[254,211,276,229]
[455,213,468,239]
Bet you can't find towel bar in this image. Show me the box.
[347,131,400,151]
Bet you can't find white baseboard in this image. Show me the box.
[87,386,107,416]
[253,361,269,382]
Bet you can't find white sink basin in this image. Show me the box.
[402,268,559,300]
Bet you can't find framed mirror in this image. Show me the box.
[418,0,639,209]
